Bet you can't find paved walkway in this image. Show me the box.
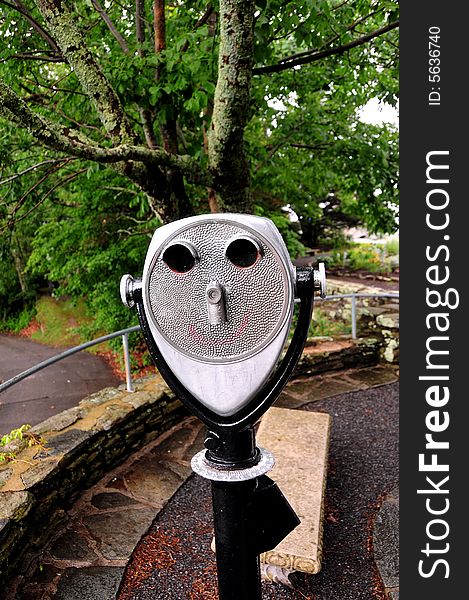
[6,365,399,600]
[0,335,120,436]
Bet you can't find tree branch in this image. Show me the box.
[35,0,133,141]
[9,160,72,218]
[3,168,87,231]
[286,7,384,63]
[135,0,146,46]
[253,20,399,75]
[0,158,70,186]
[1,0,61,54]
[134,0,158,149]
[180,3,215,53]
[1,51,64,63]
[91,0,129,53]
[153,0,166,55]
[153,0,179,155]
[0,80,212,188]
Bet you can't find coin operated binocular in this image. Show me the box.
[120,214,326,599]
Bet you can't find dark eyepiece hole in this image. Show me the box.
[226,238,259,268]
[162,243,196,273]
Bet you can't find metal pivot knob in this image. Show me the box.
[313,262,327,298]
[120,274,142,309]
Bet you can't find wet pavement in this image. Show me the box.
[0,335,121,435]
[6,364,399,600]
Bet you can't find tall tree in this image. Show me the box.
[0,1,399,327]
[1,1,398,222]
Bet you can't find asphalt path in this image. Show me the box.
[0,334,121,436]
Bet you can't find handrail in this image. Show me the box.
[318,292,399,339]
[0,325,140,394]
[0,291,399,395]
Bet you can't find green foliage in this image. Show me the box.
[347,245,384,272]
[1,306,36,334]
[321,240,399,274]
[0,0,399,337]
[310,307,352,338]
[25,168,154,338]
[253,204,306,258]
[0,424,31,446]
[0,424,45,463]
[383,237,399,256]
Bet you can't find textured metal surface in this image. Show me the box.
[146,220,291,363]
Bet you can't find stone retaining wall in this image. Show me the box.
[0,375,186,583]
[322,278,399,364]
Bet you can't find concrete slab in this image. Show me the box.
[256,407,331,575]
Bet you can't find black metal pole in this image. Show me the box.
[211,478,262,600]
[205,426,263,600]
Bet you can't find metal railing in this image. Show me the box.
[0,325,140,395]
[0,292,399,396]
[318,292,399,339]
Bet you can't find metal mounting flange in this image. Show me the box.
[191,447,275,482]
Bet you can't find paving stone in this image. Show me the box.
[29,561,61,584]
[257,407,332,574]
[123,455,190,506]
[21,459,60,489]
[379,302,400,310]
[31,407,85,435]
[84,508,155,560]
[182,422,207,462]
[91,492,139,510]
[374,488,399,589]
[162,460,193,480]
[50,529,96,561]
[11,582,49,600]
[347,366,398,388]
[0,490,34,520]
[361,306,392,316]
[284,377,359,403]
[55,566,125,600]
[14,562,62,599]
[105,476,128,492]
[282,379,315,399]
[272,391,306,410]
[43,429,92,457]
[151,422,199,461]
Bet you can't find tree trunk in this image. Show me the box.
[208,0,255,213]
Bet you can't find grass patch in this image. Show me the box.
[1,306,36,334]
[310,306,351,337]
[383,237,399,256]
[30,296,98,348]
[322,240,399,274]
